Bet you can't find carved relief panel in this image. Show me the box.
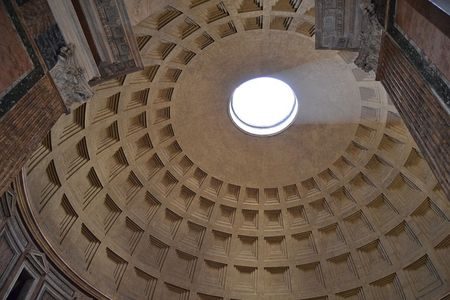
[315,0,363,49]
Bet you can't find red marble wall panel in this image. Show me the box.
[0,1,33,95]
[395,0,450,81]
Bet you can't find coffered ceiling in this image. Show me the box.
[19,1,450,299]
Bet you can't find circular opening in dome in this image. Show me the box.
[229,77,298,136]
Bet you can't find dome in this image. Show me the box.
[17,1,450,299]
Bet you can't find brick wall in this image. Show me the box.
[0,75,64,195]
[377,33,450,199]
[0,0,66,195]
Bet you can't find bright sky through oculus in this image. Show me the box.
[229,77,298,136]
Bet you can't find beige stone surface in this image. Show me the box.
[173,31,360,186]
[20,1,450,299]
[124,0,177,26]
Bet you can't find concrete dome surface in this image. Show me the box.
[17,1,450,299]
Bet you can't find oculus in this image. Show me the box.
[229,77,298,136]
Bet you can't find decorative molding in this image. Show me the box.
[354,0,383,72]
[315,0,363,49]
[0,186,92,299]
[50,44,94,111]
[0,190,16,218]
[14,171,108,299]
[73,0,144,84]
